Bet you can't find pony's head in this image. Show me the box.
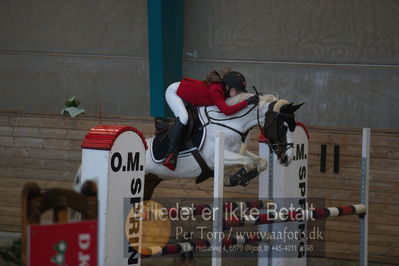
[263,100,304,166]
[227,93,303,166]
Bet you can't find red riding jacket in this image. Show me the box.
[176,78,248,116]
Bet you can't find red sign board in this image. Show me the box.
[29,220,97,266]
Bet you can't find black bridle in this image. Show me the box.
[262,111,294,157]
[254,86,294,159]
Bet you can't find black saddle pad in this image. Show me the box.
[151,110,205,162]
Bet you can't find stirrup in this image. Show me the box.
[163,153,177,171]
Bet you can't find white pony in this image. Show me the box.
[75,93,303,198]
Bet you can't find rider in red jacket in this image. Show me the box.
[177,78,248,115]
[163,71,259,171]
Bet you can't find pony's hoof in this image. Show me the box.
[241,168,259,186]
[227,168,247,186]
[227,167,259,187]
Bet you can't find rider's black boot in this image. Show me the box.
[163,118,185,171]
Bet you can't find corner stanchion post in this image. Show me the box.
[360,128,370,266]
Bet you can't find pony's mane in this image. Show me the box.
[226,93,278,106]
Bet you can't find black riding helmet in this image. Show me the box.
[221,71,247,96]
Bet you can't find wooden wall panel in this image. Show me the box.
[0,112,398,264]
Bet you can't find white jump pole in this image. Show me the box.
[212,131,224,266]
[258,140,272,266]
[360,128,370,266]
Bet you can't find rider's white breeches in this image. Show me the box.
[165,82,188,125]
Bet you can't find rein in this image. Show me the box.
[205,103,258,121]
[201,101,259,143]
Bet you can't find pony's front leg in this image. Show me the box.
[223,149,256,172]
[237,142,268,174]
[244,150,268,173]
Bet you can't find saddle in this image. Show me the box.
[150,103,213,183]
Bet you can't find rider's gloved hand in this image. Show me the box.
[246,95,259,105]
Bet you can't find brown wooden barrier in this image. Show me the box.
[21,180,97,265]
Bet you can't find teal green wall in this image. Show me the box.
[147,0,184,117]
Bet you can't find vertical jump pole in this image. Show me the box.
[360,128,370,266]
[258,143,273,266]
[212,131,224,266]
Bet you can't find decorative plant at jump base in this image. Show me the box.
[0,239,21,265]
[61,96,86,118]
